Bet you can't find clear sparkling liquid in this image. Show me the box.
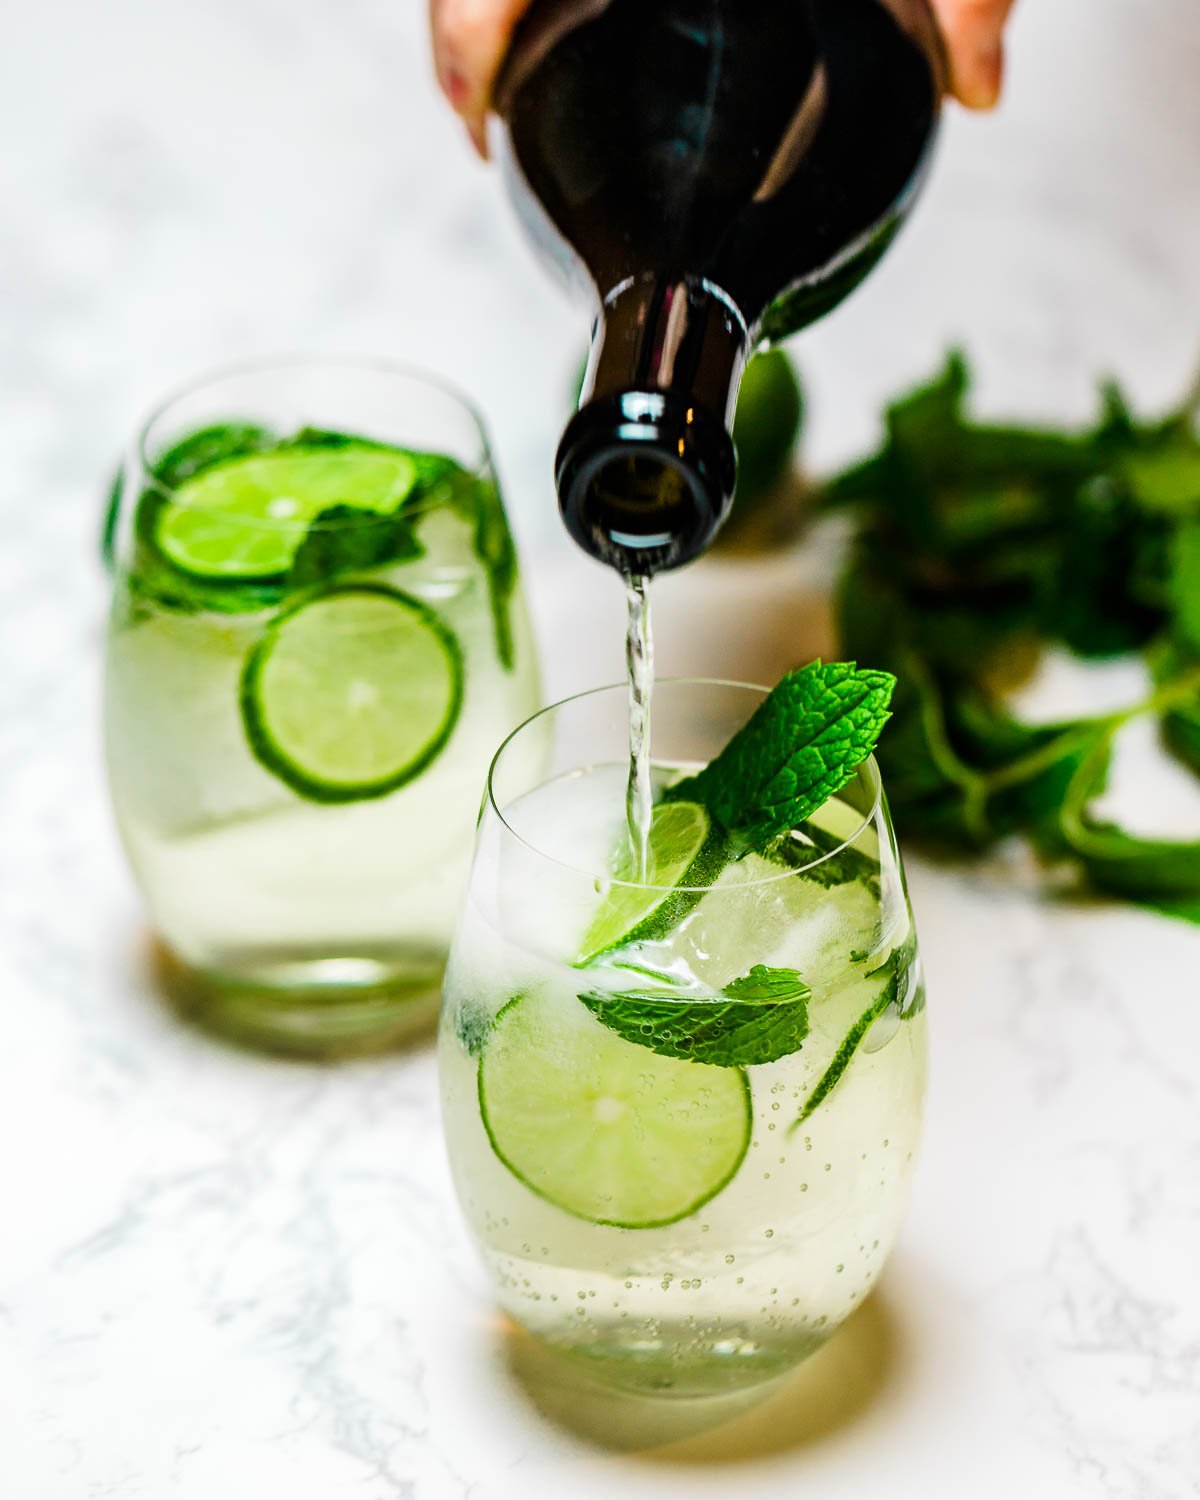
[439,764,927,1396]
[624,574,654,880]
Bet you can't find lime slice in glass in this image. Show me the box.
[576,800,714,963]
[156,446,418,580]
[241,584,462,802]
[479,990,751,1228]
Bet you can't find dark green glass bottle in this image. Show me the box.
[495,0,945,573]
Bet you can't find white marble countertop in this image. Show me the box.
[3,1,1200,1494]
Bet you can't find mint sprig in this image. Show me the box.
[826,350,1200,924]
[580,965,810,1067]
[581,662,895,957]
[666,661,895,852]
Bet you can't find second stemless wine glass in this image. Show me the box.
[440,681,928,1397]
[104,358,540,1054]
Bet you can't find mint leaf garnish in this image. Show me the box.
[454,996,496,1058]
[579,965,810,1067]
[152,422,277,488]
[443,473,517,671]
[287,504,423,589]
[576,663,895,961]
[792,993,891,1127]
[790,937,918,1128]
[764,819,882,893]
[666,661,895,853]
[400,456,519,670]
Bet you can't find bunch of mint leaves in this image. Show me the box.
[822,352,1200,926]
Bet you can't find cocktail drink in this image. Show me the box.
[104,360,540,1053]
[440,674,926,1396]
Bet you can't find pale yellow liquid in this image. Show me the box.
[440,766,927,1395]
[105,507,540,1045]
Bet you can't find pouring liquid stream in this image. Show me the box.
[624,574,654,882]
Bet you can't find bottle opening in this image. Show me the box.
[583,452,698,552]
[556,391,735,575]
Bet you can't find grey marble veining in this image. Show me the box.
[3,1,1200,1495]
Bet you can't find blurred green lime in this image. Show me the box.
[732,349,804,508]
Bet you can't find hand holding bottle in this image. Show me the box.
[454,0,953,572]
[432,0,1017,154]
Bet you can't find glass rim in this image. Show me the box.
[135,353,495,531]
[487,677,884,892]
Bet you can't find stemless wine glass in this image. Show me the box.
[439,680,927,1397]
[104,357,540,1054]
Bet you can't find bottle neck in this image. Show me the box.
[556,275,749,575]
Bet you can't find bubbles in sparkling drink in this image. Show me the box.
[624,574,654,880]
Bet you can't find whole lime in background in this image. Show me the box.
[732,349,804,511]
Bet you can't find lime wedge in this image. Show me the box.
[576,800,713,963]
[241,584,462,802]
[479,990,751,1228]
[156,446,418,580]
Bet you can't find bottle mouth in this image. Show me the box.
[555,390,735,574]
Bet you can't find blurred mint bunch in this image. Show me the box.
[820,352,1200,925]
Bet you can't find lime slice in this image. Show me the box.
[479,990,751,1228]
[576,801,713,962]
[156,446,418,581]
[241,584,462,802]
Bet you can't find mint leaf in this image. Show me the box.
[101,466,122,573]
[579,965,810,1067]
[454,997,495,1058]
[1121,429,1200,516]
[1164,697,1200,778]
[123,489,285,618]
[1170,522,1200,653]
[287,503,423,589]
[116,422,287,615]
[152,422,277,488]
[823,352,1093,542]
[578,663,894,957]
[1159,652,1200,778]
[764,819,881,893]
[666,661,895,853]
[1133,894,1200,926]
[790,937,918,1128]
[792,993,891,1127]
[444,473,517,670]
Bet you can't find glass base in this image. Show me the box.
[521,1321,825,1400]
[151,941,444,1058]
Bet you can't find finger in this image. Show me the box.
[932,0,1017,110]
[430,0,533,152]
